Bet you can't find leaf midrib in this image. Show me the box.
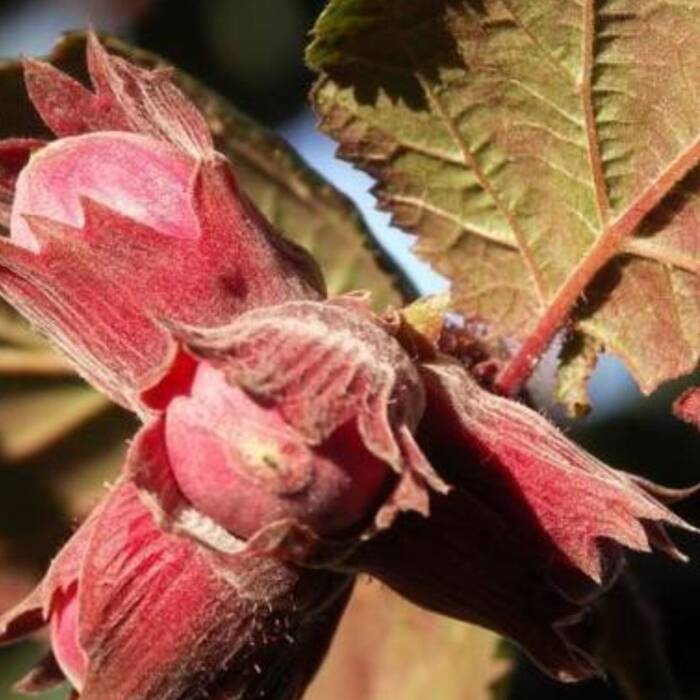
[395,1,700,393]
[313,1,700,393]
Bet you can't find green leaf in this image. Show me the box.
[306,580,511,700]
[0,382,107,461]
[0,325,108,461]
[308,0,700,404]
[0,304,128,463]
[41,31,416,309]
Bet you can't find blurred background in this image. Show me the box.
[0,1,699,699]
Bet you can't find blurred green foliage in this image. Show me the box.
[0,644,68,700]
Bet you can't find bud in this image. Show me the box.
[130,297,694,683]
[0,34,323,414]
[166,362,395,538]
[144,298,446,543]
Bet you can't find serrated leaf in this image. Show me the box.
[308,0,700,399]
[27,31,415,309]
[306,580,510,700]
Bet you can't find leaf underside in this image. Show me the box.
[308,0,700,407]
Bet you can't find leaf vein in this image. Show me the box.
[388,193,516,248]
[623,239,700,275]
[416,69,549,306]
[507,78,584,128]
[500,0,579,85]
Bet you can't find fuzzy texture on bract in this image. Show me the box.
[417,359,691,584]
[132,296,694,683]
[124,297,446,561]
[345,354,695,681]
[327,308,695,682]
[160,298,448,534]
[0,449,353,700]
[0,34,323,414]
